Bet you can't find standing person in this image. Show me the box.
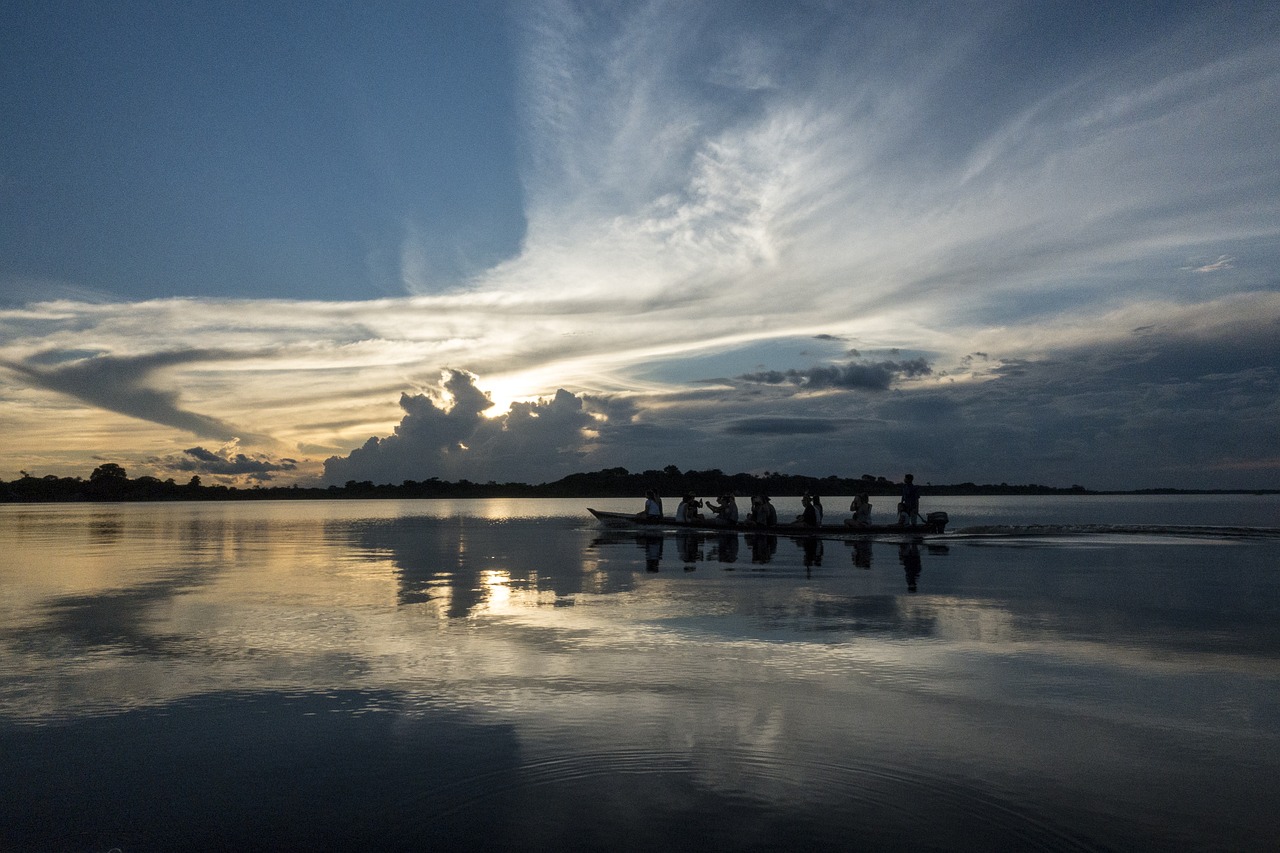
[901,474,922,525]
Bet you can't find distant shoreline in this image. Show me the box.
[3,466,1276,503]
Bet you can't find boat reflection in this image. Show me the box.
[339,517,958,620]
[591,529,948,590]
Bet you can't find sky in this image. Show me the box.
[2,0,1278,491]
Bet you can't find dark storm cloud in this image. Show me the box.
[314,312,1280,491]
[738,359,932,391]
[853,322,1280,489]
[323,370,597,485]
[157,447,299,482]
[0,349,254,440]
[722,418,841,435]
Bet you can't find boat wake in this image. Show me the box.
[950,524,1280,541]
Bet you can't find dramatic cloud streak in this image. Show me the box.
[1,350,253,440]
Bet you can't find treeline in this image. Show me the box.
[0,462,1102,503]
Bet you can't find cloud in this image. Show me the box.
[722,418,841,436]
[1,5,1278,489]
[738,359,932,391]
[1185,255,1236,273]
[323,370,597,485]
[154,444,299,482]
[0,349,257,440]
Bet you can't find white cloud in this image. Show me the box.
[1186,255,1235,273]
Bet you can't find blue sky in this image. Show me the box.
[2,1,525,300]
[2,1,1278,490]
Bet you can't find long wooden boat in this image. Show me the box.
[588,507,949,535]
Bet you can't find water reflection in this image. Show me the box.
[589,529,949,591]
[900,541,921,591]
[2,503,1279,852]
[848,538,873,569]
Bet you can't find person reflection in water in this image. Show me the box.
[850,539,872,569]
[801,536,823,568]
[676,531,701,567]
[899,541,922,592]
[711,531,739,564]
[747,532,777,563]
[642,533,663,572]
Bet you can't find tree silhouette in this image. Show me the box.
[90,463,128,482]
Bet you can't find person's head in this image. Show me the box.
[904,474,914,483]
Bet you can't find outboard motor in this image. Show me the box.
[926,511,949,532]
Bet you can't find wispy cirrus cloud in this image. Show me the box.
[1185,255,1236,273]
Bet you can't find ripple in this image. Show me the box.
[406,744,1108,851]
[951,524,1280,541]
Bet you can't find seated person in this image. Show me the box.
[675,493,704,523]
[706,494,739,524]
[746,495,777,526]
[794,494,819,526]
[844,494,872,527]
[636,489,663,520]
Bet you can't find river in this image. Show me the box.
[2,495,1278,851]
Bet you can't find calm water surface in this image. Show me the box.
[2,496,1278,852]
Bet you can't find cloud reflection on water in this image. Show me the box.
[1,502,1278,849]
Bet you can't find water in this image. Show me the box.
[2,495,1278,851]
